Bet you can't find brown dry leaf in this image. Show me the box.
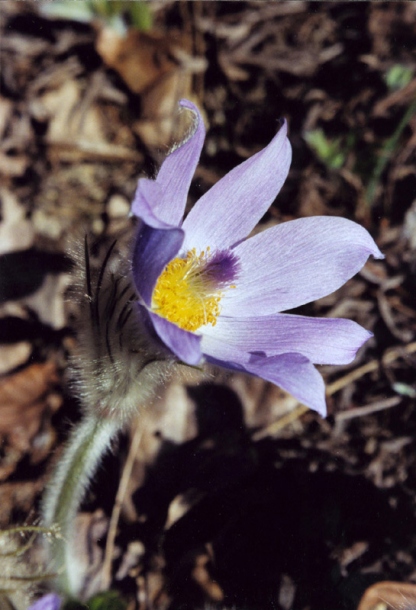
[192,549,224,603]
[0,87,34,177]
[96,28,181,96]
[0,149,28,177]
[24,273,70,330]
[0,189,35,255]
[36,73,141,162]
[38,74,141,165]
[0,479,44,525]
[357,580,416,610]
[0,96,13,139]
[71,510,109,600]
[0,95,32,178]
[95,26,201,149]
[0,361,60,440]
[0,342,31,375]
[0,358,61,478]
[133,70,195,149]
[40,79,106,145]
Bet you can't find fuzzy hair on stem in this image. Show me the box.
[42,415,119,596]
[42,234,178,597]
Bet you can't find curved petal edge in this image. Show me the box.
[245,352,327,416]
[132,99,205,227]
[222,216,384,315]
[132,221,184,305]
[149,311,202,365]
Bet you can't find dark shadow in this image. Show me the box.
[115,383,416,610]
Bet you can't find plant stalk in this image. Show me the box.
[42,414,120,597]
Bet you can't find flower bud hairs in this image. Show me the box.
[69,234,175,424]
[40,99,383,604]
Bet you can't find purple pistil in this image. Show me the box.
[201,249,240,288]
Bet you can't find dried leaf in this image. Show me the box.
[95,28,179,95]
[96,26,197,148]
[0,361,60,438]
[0,342,31,375]
[40,79,105,144]
[0,189,34,256]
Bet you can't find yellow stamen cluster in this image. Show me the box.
[152,248,224,332]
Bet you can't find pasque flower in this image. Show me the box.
[131,100,383,416]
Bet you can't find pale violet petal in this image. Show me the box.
[202,314,372,365]
[201,332,251,365]
[132,220,184,305]
[221,216,384,316]
[244,353,327,416]
[182,120,291,252]
[149,312,202,365]
[203,338,326,416]
[132,99,205,226]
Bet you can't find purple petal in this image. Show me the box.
[132,220,184,306]
[132,99,205,226]
[131,178,163,225]
[221,216,384,316]
[244,353,327,416]
[149,311,202,365]
[201,332,252,365]
[182,120,291,252]
[204,339,326,415]
[202,314,372,365]
[27,594,61,610]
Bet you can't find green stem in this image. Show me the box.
[42,415,120,596]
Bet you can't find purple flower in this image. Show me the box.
[27,594,61,610]
[131,99,383,416]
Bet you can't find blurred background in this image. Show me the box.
[0,2,416,609]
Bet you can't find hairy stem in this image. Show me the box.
[42,415,120,597]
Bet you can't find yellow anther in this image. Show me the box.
[152,249,232,332]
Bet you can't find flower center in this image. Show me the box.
[152,248,239,332]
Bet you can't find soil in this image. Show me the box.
[1,2,416,610]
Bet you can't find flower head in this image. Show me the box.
[131,99,383,416]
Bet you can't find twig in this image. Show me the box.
[252,405,308,441]
[325,360,380,396]
[334,395,402,421]
[327,341,416,395]
[46,138,143,162]
[101,420,144,591]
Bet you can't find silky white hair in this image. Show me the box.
[68,235,175,424]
